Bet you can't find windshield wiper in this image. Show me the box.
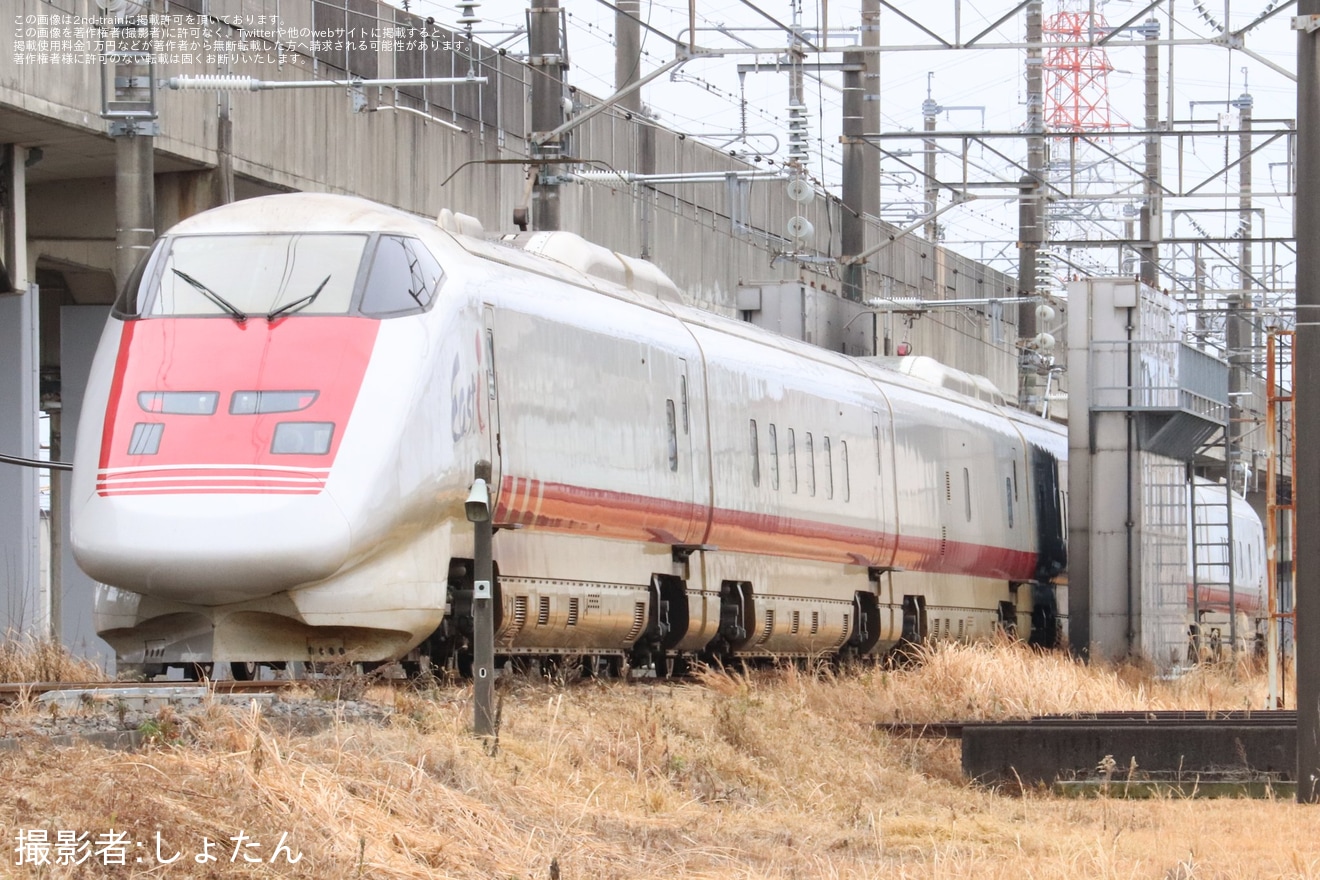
[267,275,332,321]
[171,269,248,323]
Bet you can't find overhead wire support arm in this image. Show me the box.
[842,195,973,266]
[733,0,819,52]
[964,0,1034,49]
[877,1,952,48]
[1096,0,1165,47]
[531,55,693,147]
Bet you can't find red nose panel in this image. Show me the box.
[98,317,379,495]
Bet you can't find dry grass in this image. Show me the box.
[0,633,103,683]
[1,642,1316,879]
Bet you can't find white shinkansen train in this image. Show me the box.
[1188,479,1268,658]
[72,193,1079,678]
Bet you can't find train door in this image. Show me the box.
[675,357,704,545]
[481,306,502,493]
[871,407,898,569]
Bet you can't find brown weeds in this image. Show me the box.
[0,631,103,682]
[0,642,1312,879]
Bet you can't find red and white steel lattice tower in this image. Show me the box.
[1042,2,1121,132]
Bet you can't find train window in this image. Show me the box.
[1012,460,1019,502]
[787,428,798,493]
[749,419,760,487]
[840,440,850,502]
[138,391,218,415]
[805,432,816,497]
[360,236,444,317]
[144,234,367,318]
[963,468,972,522]
[680,375,689,434]
[768,424,780,490]
[230,391,318,415]
[127,423,164,455]
[271,421,334,455]
[1006,478,1014,528]
[823,436,834,500]
[666,400,678,472]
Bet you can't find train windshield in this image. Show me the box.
[116,233,369,318]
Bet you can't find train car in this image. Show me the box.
[71,193,1070,678]
[1187,478,1267,657]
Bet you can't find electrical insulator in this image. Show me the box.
[786,104,809,162]
[457,1,481,27]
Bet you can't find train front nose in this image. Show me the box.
[73,491,353,605]
[71,308,381,606]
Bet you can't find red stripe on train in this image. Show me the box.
[495,475,1039,580]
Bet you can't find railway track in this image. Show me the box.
[877,709,1298,740]
[0,679,305,703]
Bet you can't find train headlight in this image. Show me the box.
[465,477,491,523]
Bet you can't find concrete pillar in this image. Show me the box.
[58,306,114,669]
[1018,1,1045,409]
[1138,19,1161,287]
[114,134,155,289]
[529,0,564,232]
[861,0,880,222]
[840,50,866,301]
[0,144,42,637]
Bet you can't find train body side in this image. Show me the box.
[74,192,1071,670]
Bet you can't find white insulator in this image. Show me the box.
[167,75,258,91]
[786,179,814,203]
[1035,303,1055,324]
[1034,332,1056,351]
[786,216,814,241]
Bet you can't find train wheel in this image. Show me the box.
[230,661,258,681]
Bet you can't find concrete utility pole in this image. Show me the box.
[1138,19,1160,288]
[841,49,866,301]
[115,136,155,288]
[615,0,655,256]
[861,0,880,223]
[1018,0,1045,407]
[102,22,158,288]
[529,0,565,231]
[1226,84,1253,546]
[614,0,641,116]
[1295,0,1320,804]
